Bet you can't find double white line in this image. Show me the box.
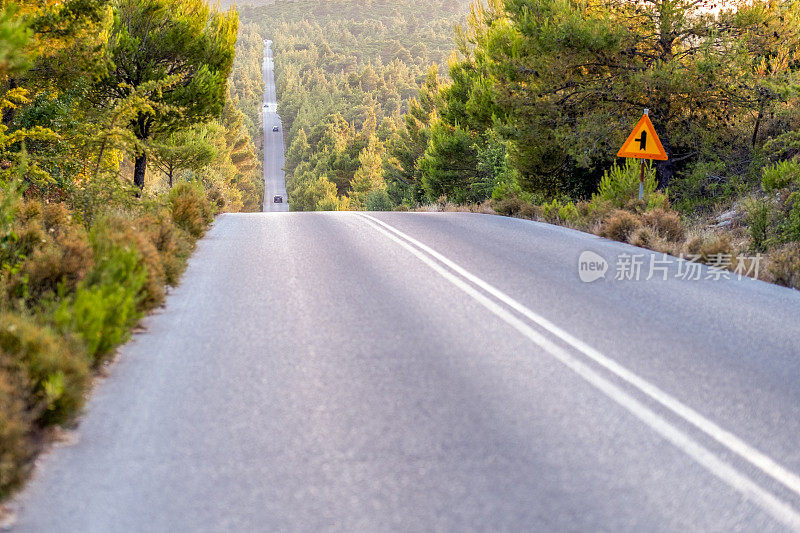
[357,212,800,530]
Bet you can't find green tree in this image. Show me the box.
[349,133,386,209]
[446,0,778,193]
[418,120,485,203]
[96,0,237,189]
[150,124,218,187]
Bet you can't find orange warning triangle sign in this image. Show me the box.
[617,114,668,161]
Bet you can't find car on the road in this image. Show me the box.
[273,195,283,203]
[272,126,280,132]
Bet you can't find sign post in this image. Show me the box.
[617,109,668,200]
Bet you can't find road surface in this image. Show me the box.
[9,211,800,532]
[262,40,288,212]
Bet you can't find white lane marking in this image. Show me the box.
[360,213,800,499]
[358,213,800,529]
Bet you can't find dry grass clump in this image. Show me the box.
[492,196,523,217]
[767,243,800,289]
[641,208,684,242]
[629,226,657,248]
[692,234,735,263]
[599,210,641,242]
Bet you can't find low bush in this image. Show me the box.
[0,367,31,499]
[541,199,580,225]
[0,313,90,426]
[170,182,214,239]
[629,226,657,248]
[518,202,542,220]
[492,196,523,217]
[780,193,800,243]
[98,214,167,310]
[768,243,800,289]
[599,210,641,242]
[762,160,800,192]
[695,234,735,264]
[138,209,193,286]
[19,226,94,302]
[744,198,774,252]
[54,223,147,364]
[0,311,91,499]
[594,159,666,208]
[641,208,684,242]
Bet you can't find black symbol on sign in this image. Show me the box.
[634,131,647,151]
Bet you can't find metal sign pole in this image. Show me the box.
[638,108,649,201]
[639,159,645,201]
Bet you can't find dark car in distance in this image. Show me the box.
[272,126,280,132]
[273,195,283,203]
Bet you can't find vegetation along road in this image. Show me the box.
[4,0,800,531]
[10,210,800,531]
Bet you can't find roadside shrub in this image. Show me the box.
[744,198,774,252]
[641,208,684,242]
[518,202,542,220]
[20,226,94,301]
[54,224,147,364]
[40,203,72,235]
[10,206,47,260]
[698,235,735,264]
[206,183,227,212]
[98,214,166,310]
[599,210,641,242]
[595,160,658,208]
[0,313,89,426]
[170,182,213,239]
[138,209,192,286]
[365,189,393,211]
[762,160,800,192]
[768,243,800,289]
[592,159,670,213]
[781,193,800,243]
[541,199,580,225]
[0,367,32,500]
[629,227,657,248]
[492,196,523,216]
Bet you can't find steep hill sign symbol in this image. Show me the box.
[617,114,668,161]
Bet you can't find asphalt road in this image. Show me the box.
[262,39,288,213]
[9,210,800,532]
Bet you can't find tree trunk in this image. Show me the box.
[134,153,147,189]
[752,106,763,150]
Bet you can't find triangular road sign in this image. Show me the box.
[617,114,668,161]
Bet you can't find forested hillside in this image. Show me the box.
[410,0,800,288]
[248,0,800,289]
[239,0,471,210]
[0,0,260,500]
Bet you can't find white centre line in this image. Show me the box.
[358,212,800,530]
